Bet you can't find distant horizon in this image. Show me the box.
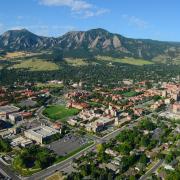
[1,27,180,43]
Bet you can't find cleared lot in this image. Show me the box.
[47,134,89,156]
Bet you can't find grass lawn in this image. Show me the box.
[46,172,65,180]
[12,158,41,176]
[96,56,154,66]
[65,58,88,66]
[88,101,102,108]
[43,105,79,121]
[10,59,59,71]
[12,141,93,176]
[5,51,27,58]
[36,82,63,89]
[122,91,140,97]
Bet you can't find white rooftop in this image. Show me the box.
[25,125,59,138]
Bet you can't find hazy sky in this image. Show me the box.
[0,0,180,41]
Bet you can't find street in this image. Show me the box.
[26,123,131,180]
[0,161,20,180]
[139,159,164,180]
[0,108,161,180]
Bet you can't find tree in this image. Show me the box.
[153,95,161,101]
[166,170,180,180]
[116,142,132,155]
[139,118,156,131]
[129,176,136,180]
[96,144,104,154]
[165,153,174,164]
[13,145,56,170]
[139,154,148,164]
[0,138,11,152]
[50,48,64,62]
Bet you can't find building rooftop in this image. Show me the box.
[25,125,59,138]
[11,136,32,146]
[9,113,22,118]
[0,105,20,113]
[19,99,37,108]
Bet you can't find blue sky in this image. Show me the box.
[0,0,180,41]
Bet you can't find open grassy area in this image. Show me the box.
[12,158,41,176]
[65,58,88,66]
[36,82,63,89]
[43,105,79,121]
[96,56,154,66]
[152,55,168,64]
[5,51,27,58]
[122,91,140,97]
[12,142,93,176]
[2,51,42,59]
[88,101,103,108]
[46,172,65,180]
[10,59,60,71]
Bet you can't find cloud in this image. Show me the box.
[82,8,110,18]
[40,0,92,11]
[0,23,4,33]
[122,14,148,29]
[16,16,24,20]
[9,26,24,30]
[39,0,109,18]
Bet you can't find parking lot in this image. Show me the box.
[47,133,90,156]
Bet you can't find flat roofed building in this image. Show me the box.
[19,99,37,108]
[86,117,115,133]
[9,113,23,124]
[11,136,32,147]
[24,125,59,144]
[0,105,20,120]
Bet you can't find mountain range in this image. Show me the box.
[1,28,180,61]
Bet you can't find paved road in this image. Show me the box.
[0,161,20,180]
[25,142,95,180]
[139,159,164,180]
[3,114,142,180]
[24,110,163,180]
[26,123,131,180]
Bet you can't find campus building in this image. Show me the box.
[24,125,60,144]
[85,117,115,133]
[9,113,23,124]
[0,105,20,120]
